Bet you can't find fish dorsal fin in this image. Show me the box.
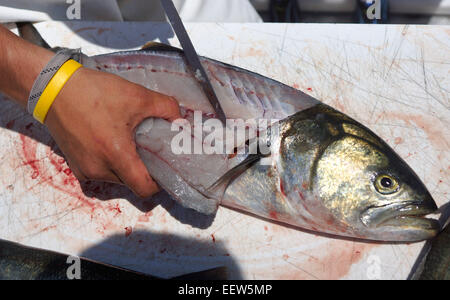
[140,41,183,54]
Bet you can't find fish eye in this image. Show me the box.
[374,174,399,194]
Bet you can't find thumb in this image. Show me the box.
[141,89,181,122]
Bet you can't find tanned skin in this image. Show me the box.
[0,25,181,197]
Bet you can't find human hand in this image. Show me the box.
[45,67,180,198]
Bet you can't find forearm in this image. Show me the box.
[0,24,180,198]
[0,24,53,108]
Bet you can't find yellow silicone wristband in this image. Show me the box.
[33,59,82,124]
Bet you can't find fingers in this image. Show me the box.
[67,157,122,185]
[110,141,159,198]
[65,157,87,181]
[66,140,158,197]
[140,90,181,122]
[67,161,86,181]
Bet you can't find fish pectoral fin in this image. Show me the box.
[205,153,263,199]
[140,41,184,53]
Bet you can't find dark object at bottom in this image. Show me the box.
[419,224,450,280]
[269,0,300,22]
[0,239,227,280]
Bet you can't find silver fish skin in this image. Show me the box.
[79,46,440,242]
[0,238,227,280]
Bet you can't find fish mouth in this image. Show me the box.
[360,200,440,236]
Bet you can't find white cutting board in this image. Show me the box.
[0,22,448,279]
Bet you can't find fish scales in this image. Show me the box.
[78,46,442,242]
[86,51,309,119]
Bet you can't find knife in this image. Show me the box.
[160,0,227,125]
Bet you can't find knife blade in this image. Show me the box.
[160,0,227,125]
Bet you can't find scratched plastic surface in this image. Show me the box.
[0,22,448,279]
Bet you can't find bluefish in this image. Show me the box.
[19,23,441,242]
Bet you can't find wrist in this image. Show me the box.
[33,59,83,124]
[45,66,86,128]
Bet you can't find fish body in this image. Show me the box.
[0,238,154,279]
[0,238,226,280]
[17,23,441,242]
[81,48,439,242]
[419,224,450,280]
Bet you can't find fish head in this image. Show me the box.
[277,105,440,242]
[314,131,440,242]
